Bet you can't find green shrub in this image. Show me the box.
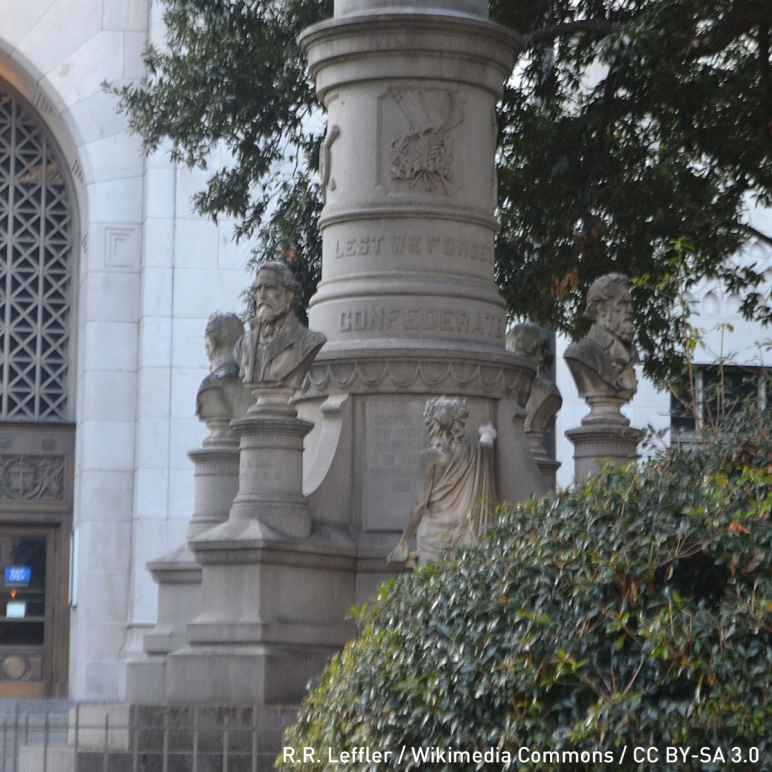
[281,412,771,771]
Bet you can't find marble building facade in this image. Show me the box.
[0,0,255,700]
[0,0,768,703]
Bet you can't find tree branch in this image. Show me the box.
[760,21,770,116]
[687,6,757,60]
[740,223,772,248]
[515,20,623,50]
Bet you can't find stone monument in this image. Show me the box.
[162,263,357,706]
[211,261,327,541]
[388,396,497,565]
[507,323,562,489]
[24,4,564,768]
[564,273,643,481]
[126,312,249,703]
[297,0,546,601]
[136,0,547,724]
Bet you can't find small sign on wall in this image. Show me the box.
[6,601,26,619]
[4,566,31,587]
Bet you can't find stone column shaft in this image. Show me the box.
[301,6,516,356]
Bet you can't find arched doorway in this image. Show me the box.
[0,81,76,697]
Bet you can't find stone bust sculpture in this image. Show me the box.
[234,261,326,394]
[508,323,562,435]
[196,312,250,444]
[564,273,638,422]
[388,397,497,566]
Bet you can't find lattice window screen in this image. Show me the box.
[0,86,73,421]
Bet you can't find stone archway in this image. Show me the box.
[0,79,77,698]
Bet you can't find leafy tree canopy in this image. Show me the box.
[113,0,772,383]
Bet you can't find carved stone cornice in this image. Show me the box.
[300,350,535,403]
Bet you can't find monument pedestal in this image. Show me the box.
[163,396,355,706]
[221,399,313,541]
[164,537,356,705]
[126,442,240,704]
[566,423,643,483]
[297,0,548,565]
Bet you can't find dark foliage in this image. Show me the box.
[282,409,771,770]
[112,0,772,383]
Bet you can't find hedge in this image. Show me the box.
[281,411,771,770]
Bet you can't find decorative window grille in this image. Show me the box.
[0,85,74,421]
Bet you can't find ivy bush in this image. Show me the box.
[281,412,771,771]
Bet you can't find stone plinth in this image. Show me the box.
[126,433,240,704]
[164,538,356,705]
[161,390,354,706]
[566,423,644,483]
[223,405,313,541]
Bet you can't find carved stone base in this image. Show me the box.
[127,443,239,704]
[125,547,201,704]
[165,538,356,705]
[566,424,644,483]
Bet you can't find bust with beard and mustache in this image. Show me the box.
[564,273,639,408]
[234,261,326,393]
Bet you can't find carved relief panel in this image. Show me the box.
[377,87,465,196]
[0,426,73,514]
[0,455,65,503]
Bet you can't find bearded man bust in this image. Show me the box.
[564,273,639,419]
[234,260,326,393]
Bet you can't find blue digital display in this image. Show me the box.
[4,566,31,587]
